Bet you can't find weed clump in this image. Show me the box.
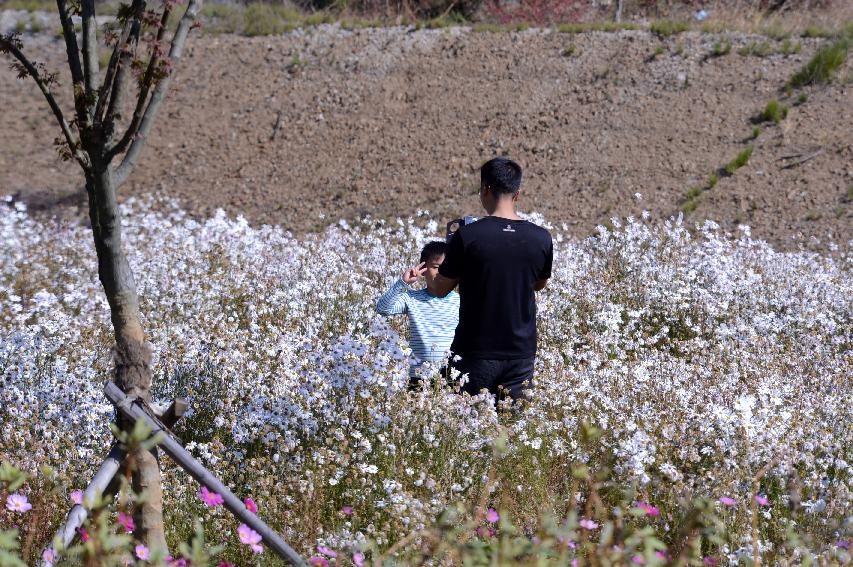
[650,20,689,38]
[724,146,753,175]
[710,41,731,57]
[243,3,299,36]
[788,33,850,87]
[754,99,788,124]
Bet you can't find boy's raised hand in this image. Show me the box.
[402,262,427,285]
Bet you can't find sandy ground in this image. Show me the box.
[1,23,851,248]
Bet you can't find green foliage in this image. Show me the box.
[708,172,718,188]
[0,530,26,567]
[242,3,300,36]
[754,99,788,124]
[1,0,56,11]
[650,20,689,38]
[724,146,753,175]
[674,44,684,57]
[472,23,504,33]
[781,38,802,54]
[651,45,665,59]
[761,22,790,40]
[751,126,761,139]
[710,40,731,57]
[556,21,639,33]
[561,45,577,57]
[738,41,774,57]
[788,33,851,87]
[796,93,809,105]
[802,25,832,38]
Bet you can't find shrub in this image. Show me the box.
[708,172,718,188]
[801,25,832,38]
[710,40,731,57]
[487,0,588,27]
[650,20,689,38]
[754,99,788,124]
[788,31,851,87]
[724,146,753,175]
[738,41,774,57]
[243,3,300,36]
[751,126,761,139]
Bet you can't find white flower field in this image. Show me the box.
[1,197,851,565]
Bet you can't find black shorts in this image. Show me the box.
[450,355,534,401]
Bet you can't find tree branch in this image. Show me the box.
[55,0,84,90]
[96,0,146,126]
[0,34,89,169]
[106,2,172,155]
[113,0,203,185]
[81,0,100,103]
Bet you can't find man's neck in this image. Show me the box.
[488,201,521,220]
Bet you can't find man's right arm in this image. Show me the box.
[435,230,464,297]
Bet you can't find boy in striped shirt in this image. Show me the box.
[377,241,460,389]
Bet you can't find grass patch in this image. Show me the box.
[650,20,689,38]
[761,22,790,41]
[781,38,802,55]
[751,126,761,140]
[708,172,718,189]
[788,33,851,87]
[724,146,753,175]
[472,23,504,33]
[802,26,832,38]
[562,45,578,57]
[710,41,731,57]
[243,3,301,36]
[753,99,788,124]
[1,0,57,10]
[556,21,639,34]
[796,93,808,105]
[738,41,774,57]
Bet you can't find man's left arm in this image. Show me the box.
[534,236,554,292]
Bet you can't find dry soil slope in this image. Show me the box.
[1,25,851,248]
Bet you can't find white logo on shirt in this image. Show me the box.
[502,224,516,232]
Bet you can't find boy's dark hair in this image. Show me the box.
[481,157,522,195]
[420,241,447,264]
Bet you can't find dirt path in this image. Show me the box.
[2,25,851,248]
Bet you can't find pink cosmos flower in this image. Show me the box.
[632,555,646,564]
[70,489,84,506]
[166,557,188,567]
[308,557,329,567]
[217,562,234,567]
[244,497,257,513]
[719,497,736,507]
[485,508,500,523]
[6,494,32,513]
[78,527,90,542]
[135,544,150,561]
[118,511,135,533]
[353,552,365,567]
[636,502,660,517]
[317,546,337,557]
[199,486,224,507]
[579,518,599,530]
[703,557,719,565]
[341,505,353,516]
[755,495,770,506]
[42,548,58,566]
[238,523,263,553]
[656,551,670,560]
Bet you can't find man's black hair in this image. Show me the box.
[481,157,522,196]
[420,241,447,264]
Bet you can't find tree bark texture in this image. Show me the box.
[84,156,165,553]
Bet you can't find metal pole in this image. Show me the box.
[40,444,126,565]
[104,382,306,566]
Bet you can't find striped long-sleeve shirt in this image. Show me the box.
[376,278,460,376]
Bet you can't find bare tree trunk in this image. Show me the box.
[84,156,165,552]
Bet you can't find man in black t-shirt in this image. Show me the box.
[432,157,553,403]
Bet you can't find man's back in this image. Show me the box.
[440,216,553,359]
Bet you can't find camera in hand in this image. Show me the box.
[446,216,478,242]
